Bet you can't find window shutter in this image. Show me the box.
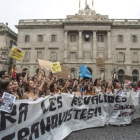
[123,53,125,62]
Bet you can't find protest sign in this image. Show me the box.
[0,92,140,140]
[38,59,52,71]
[0,92,16,113]
[55,66,69,78]
[123,75,133,81]
[51,62,61,73]
[9,46,25,61]
[96,57,105,68]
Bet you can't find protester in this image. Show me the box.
[135,80,140,92]
[22,80,38,100]
[92,78,101,95]
[105,81,114,95]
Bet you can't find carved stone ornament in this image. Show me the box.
[67,5,109,21]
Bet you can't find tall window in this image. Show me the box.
[132,35,137,42]
[70,52,76,60]
[25,35,30,42]
[133,52,138,62]
[84,52,90,61]
[70,35,76,42]
[23,52,29,62]
[118,35,123,42]
[51,35,56,42]
[118,52,125,62]
[37,52,43,59]
[118,69,125,83]
[38,35,43,42]
[132,70,139,82]
[51,52,56,62]
[98,35,104,42]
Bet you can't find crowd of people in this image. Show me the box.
[0,68,139,102]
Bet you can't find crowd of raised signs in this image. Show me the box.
[0,68,139,102]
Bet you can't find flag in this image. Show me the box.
[92,0,94,7]
[79,0,81,9]
[79,65,92,78]
[85,0,87,6]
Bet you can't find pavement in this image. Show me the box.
[64,121,140,140]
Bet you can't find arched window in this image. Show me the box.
[22,68,28,77]
[70,69,76,78]
[132,70,139,82]
[118,69,125,83]
[25,35,30,42]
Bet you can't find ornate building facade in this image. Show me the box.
[0,23,17,72]
[16,6,140,81]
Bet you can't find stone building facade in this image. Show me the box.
[0,23,17,72]
[16,6,140,81]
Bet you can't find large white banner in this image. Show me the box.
[0,92,140,140]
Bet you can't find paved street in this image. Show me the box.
[64,122,140,140]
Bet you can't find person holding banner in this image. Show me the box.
[22,80,38,100]
[0,79,13,102]
[83,84,93,95]
[105,82,114,95]
[92,78,101,95]
[114,81,126,97]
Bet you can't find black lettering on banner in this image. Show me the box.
[108,96,115,103]
[49,99,56,111]
[1,132,15,140]
[74,109,81,119]
[115,96,121,103]
[0,105,17,131]
[57,96,62,109]
[80,109,87,119]
[91,96,98,104]
[51,114,58,129]
[63,110,69,122]
[98,107,101,115]
[41,101,48,114]
[84,97,91,105]
[18,103,29,124]
[18,128,29,140]
[40,117,51,135]
[122,97,127,102]
[58,112,66,125]
[78,97,82,106]
[71,96,78,106]
[87,109,94,118]
[29,122,39,140]
[99,94,103,103]
[94,108,97,116]
[104,94,108,103]
[67,109,73,121]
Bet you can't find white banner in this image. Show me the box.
[0,92,140,140]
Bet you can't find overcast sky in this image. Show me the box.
[0,0,140,33]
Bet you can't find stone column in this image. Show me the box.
[78,30,83,61]
[92,31,97,61]
[107,31,112,59]
[64,30,68,62]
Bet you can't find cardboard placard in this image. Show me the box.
[55,66,69,79]
[38,59,52,71]
[9,46,25,61]
[51,62,61,73]
[96,57,105,68]
[123,75,133,81]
